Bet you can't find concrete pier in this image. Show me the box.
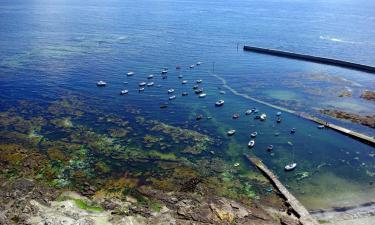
[245,155,319,225]
[243,45,375,74]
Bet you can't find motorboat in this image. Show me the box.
[182,80,188,84]
[169,95,176,100]
[182,92,188,96]
[219,91,226,95]
[276,112,282,116]
[161,69,168,74]
[178,74,183,79]
[127,72,135,76]
[260,113,267,121]
[245,109,252,115]
[285,163,297,171]
[120,90,128,95]
[232,114,240,119]
[227,129,236,136]
[277,117,281,123]
[318,125,325,129]
[139,82,146,87]
[267,145,273,151]
[254,115,261,120]
[253,109,259,114]
[190,64,195,68]
[168,89,175,94]
[196,61,202,65]
[148,74,154,79]
[193,85,199,90]
[196,114,203,120]
[147,82,154,87]
[139,87,145,92]
[250,132,258,138]
[96,81,106,87]
[215,100,224,106]
[291,128,296,133]
[195,88,203,94]
[234,163,240,167]
[196,79,202,84]
[248,140,255,148]
[199,93,206,98]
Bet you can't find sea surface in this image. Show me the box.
[0,0,374,211]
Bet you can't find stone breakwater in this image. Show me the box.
[243,45,375,74]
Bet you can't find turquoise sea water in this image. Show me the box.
[0,0,374,210]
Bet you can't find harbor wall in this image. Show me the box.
[243,45,375,74]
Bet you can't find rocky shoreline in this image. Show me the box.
[319,109,375,128]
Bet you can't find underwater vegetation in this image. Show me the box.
[0,95,275,208]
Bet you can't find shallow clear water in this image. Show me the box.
[0,0,374,210]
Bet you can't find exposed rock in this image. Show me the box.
[338,90,352,98]
[360,90,375,101]
[319,109,375,128]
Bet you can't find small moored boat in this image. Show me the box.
[127,72,135,76]
[232,114,240,119]
[169,95,176,100]
[160,104,168,109]
[291,128,296,133]
[245,109,252,115]
[248,140,255,148]
[234,163,240,167]
[196,79,202,84]
[199,93,206,98]
[196,61,202,65]
[182,92,188,96]
[96,81,106,87]
[182,80,188,84]
[195,88,203,94]
[178,74,183,79]
[267,145,273,151]
[260,113,267,121]
[318,125,325,129]
[139,82,146,87]
[193,85,199,90]
[147,74,154,79]
[147,82,154,87]
[285,163,297,171]
[215,100,224,106]
[227,129,236,136]
[161,70,168,74]
[189,64,195,68]
[277,117,281,123]
[250,132,258,138]
[120,90,128,95]
[167,89,175,94]
[219,90,226,95]
[276,112,282,116]
[196,114,203,120]
[139,87,145,92]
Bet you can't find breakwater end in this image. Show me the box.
[243,45,375,74]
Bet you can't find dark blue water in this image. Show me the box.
[0,0,374,210]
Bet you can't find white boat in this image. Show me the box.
[215,100,224,106]
[190,64,195,68]
[195,88,203,94]
[120,90,128,95]
[196,61,202,65]
[234,163,240,167]
[219,91,226,95]
[167,89,175,94]
[227,129,236,136]
[148,74,154,79]
[285,163,297,171]
[182,92,188,96]
[178,75,183,79]
[277,117,281,123]
[161,70,168,74]
[245,109,252,115]
[267,145,273,151]
[182,80,188,84]
[250,132,258,138]
[198,93,206,98]
[260,113,267,121]
[127,72,135,76]
[317,125,325,129]
[291,128,296,133]
[196,79,202,84]
[139,87,145,92]
[139,82,146,87]
[193,85,199,90]
[96,81,106,87]
[147,82,154,87]
[248,140,255,148]
[169,95,176,100]
[276,111,282,116]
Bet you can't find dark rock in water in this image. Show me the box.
[179,177,203,192]
[101,199,119,210]
[319,109,375,128]
[360,90,375,101]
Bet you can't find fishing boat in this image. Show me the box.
[139,82,146,87]
[318,125,325,129]
[96,81,106,87]
[245,109,252,115]
[215,100,224,106]
[182,92,188,96]
[195,88,203,94]
[127,72,135,76]
[178,74,183,79]
[196,79,202,84]
[120,90,128,95]
[147,82,154,87]
[182,80,188,84]
[234,163,240,167]
[219,90,226,95]
[227,129,236,136]
[198,93,206,98]
[232,114,240,119]
[291,128,296,133]
[285,163,297,171]
[277,117,281,123]
[147,74,154,79]
[189,64,195,68]
[248,140,255,148]
[197,61,202,65]
[139,87,145,92]
[193,85,199,90]
[250,132,258,138]
[167,89,175,94]
[267,145,273,151]
[276,112,282,116]
[260,113,267,121]
[169,95,176,100]
[161,69,168,74]
[196,114,203,120]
